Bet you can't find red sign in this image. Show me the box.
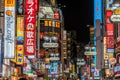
[106,10,113,18]
[25,0,36,55]
[35,0,39,12]
[106,23,114,36]
[54,11,59,20]
[106,36,114,49]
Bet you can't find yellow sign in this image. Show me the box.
[114,7,120,15]
[17,17,24,40]
[16,45,24,65]
[72,64,75,73]
[5,0,15,7]
[109,53,113,58]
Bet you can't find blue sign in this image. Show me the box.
[114,66,120,73]
[94,0,102,20]
[107,49,114,53]
[49,62,58,74]
[17,36,23,41]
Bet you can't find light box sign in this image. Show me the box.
[17,17,24,41]
[4,0,16,58]
[25,0,36,55]
[106,10,113,18]
[106,36,114,49]
[35,0,39,12]
[54,11,60,20]
[107,49,114,53]
[16,0,24,15]
[16,45,24,65]
[49,62,58,74]
[111,15,120,22]
[94,0,102,20]
[106,23,114,36]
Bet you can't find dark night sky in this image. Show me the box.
[57,0,94,44]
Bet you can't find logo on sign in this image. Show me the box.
[111,15,120,22]
[43,43,59,48]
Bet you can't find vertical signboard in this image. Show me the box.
[16,45,24,65]
[106,37,114,49]
[90,26,94,44]
[35,0,39,12]
[106,23,114,36]
[63,30,67,58]
[106,23,114,53]
[25,0,36,55]
[94,0,102,22]
[0,34,3,75]
[4,0,16,58]
[16,0,24,15]
[94,0,102,68]
[17,17,24,41]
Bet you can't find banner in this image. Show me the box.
[25,0,36,55]
[4,0,15,58]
